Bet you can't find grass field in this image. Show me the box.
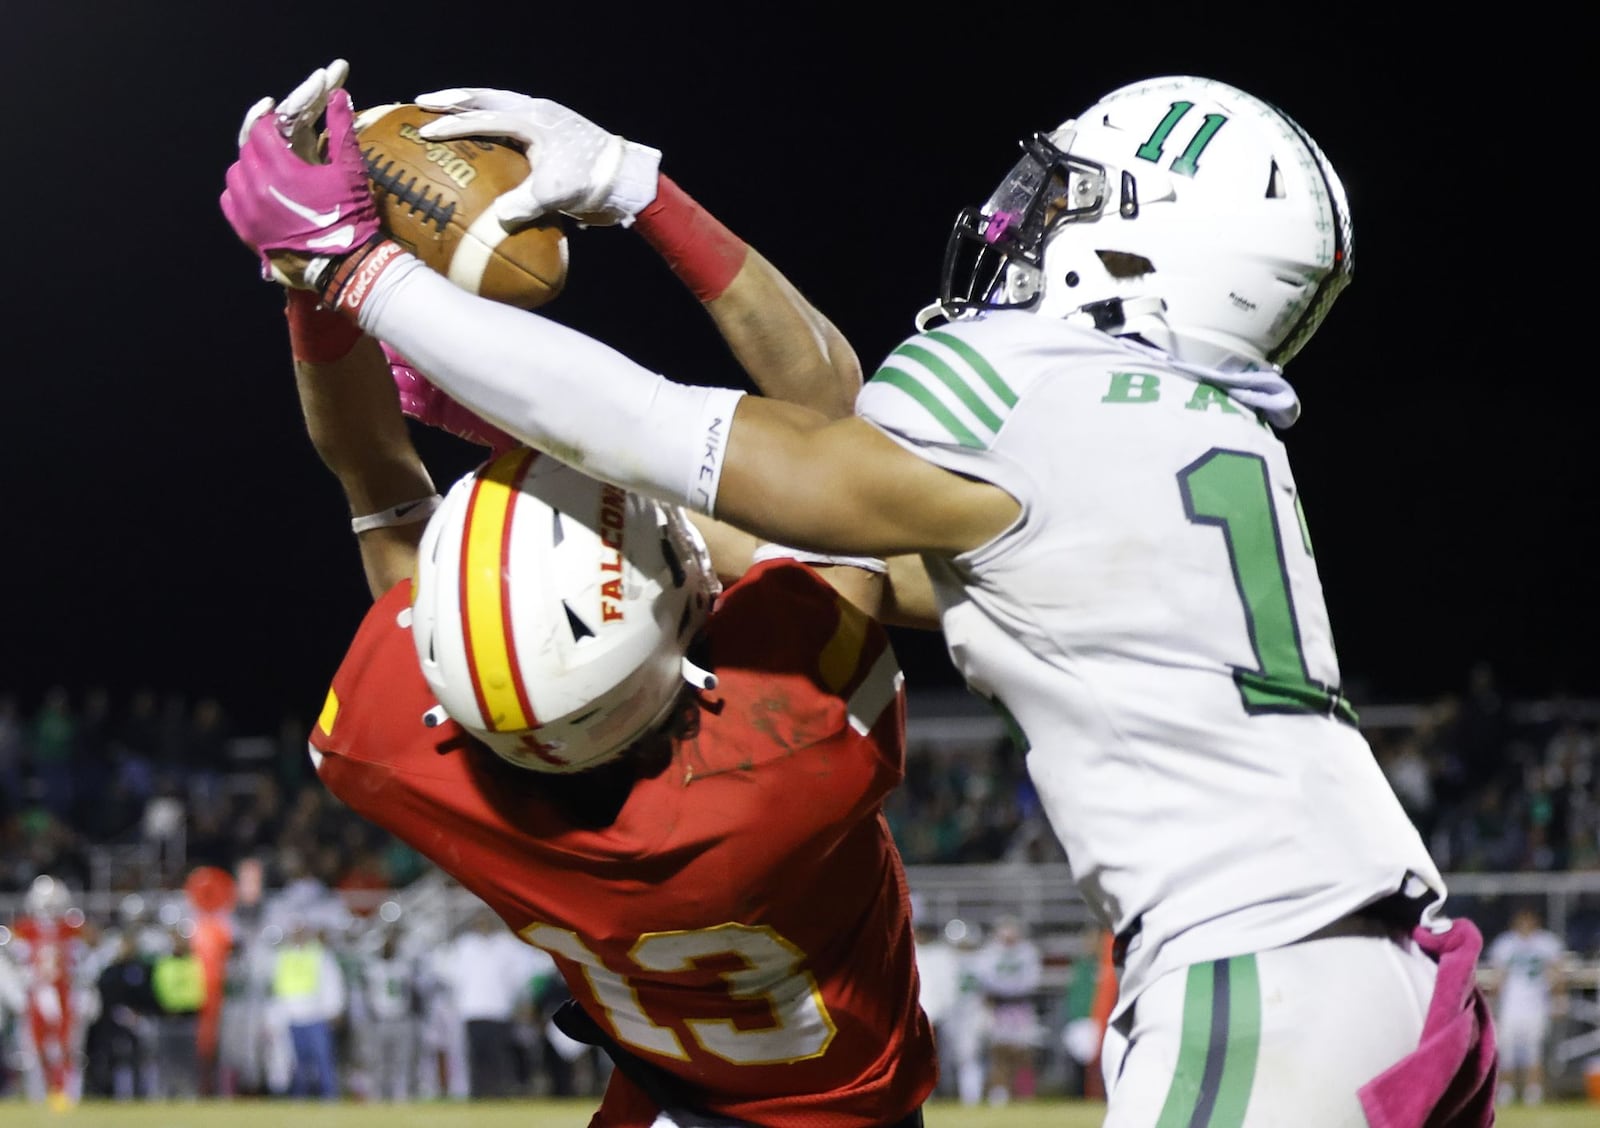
[0,1098,1594,1128]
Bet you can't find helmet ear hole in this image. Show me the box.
[563,602,595,642]
[1097,251,1155,279]
[1063,271,1080,287]
[1265,160,1286,199]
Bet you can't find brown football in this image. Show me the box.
[350,103,567,310]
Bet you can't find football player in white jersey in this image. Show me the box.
[1485,906,1565,1106]
[222,71,1496,1126]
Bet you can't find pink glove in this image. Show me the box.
[385,344,518,456]
[220,89,380,277]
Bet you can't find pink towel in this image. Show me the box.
[1358,917,1498,1128]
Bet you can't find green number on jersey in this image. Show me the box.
[1178,449,1356,723]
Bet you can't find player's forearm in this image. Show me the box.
[354,253,742,513]
[704,249,861,419]
[635,176,861,419]
[290,327,436,598]
[293,335,433,515]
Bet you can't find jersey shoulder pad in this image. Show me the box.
[857,312,1103,450]
[858,318,1021,451]
[310,581,457,765]
[710,559,902,737]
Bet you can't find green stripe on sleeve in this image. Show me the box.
[1155,962,1214,1128]
[891,343,1005,433]
[1209,955,1261,1128]
[924,330,1019,406]
[871,368,983,448]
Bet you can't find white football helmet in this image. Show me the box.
[24,875,73,919]
[411,449,718,774]
[933,75,1353,370]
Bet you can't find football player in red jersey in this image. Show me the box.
[10,875,90,1110]
[248,65,935,1128]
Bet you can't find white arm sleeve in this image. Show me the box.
[356,255,745,515]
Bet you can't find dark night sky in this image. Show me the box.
[4,6,1591,734]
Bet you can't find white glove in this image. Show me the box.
[413,87,661,228]
[236,58,351,160]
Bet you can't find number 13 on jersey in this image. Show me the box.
[522,921,837,1066]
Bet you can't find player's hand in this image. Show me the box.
[221,83,380,287]
[412,88,661,228]
[385,343,517,456]
[237,59,351,158]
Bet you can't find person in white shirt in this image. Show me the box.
[970,916,1043,1105]
[1486,906,1565,1106]
[441,909,543,1098]
[911,912,961,1100]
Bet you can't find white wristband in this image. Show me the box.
[350,495,441,534]
[685,386,745,517]
[358,263,748,517]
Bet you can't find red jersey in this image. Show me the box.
[11,915,83,991]
[312,559,936,1126]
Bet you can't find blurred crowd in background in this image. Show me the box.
[1,660,1597,1105]
[3,662,1597,900]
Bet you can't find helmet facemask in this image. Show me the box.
[938,132,1138,321]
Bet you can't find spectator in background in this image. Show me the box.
[442,909,541,1099]
[1059,927,1117,1100]
[1378,728,1436,843]
[910,909,963,1101]
[118,690,163,769]
[417,941,469,1101]
[1486,905,1566,1107]
[942,920,990,1108]
[185,696,232,808]
[30,686,76,819]
[156,692,189,788]
[85,931,158,1099]
[73,687,114,821]
[150,927,206,1098]
[1455,661,1511,793]
[360,927,422,1101]
[0,693,25,819]
[0,944,27,1095]
[271,919,346,1100]
[971,915,1043,1107]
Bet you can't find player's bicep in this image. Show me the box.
[717,400,1017,558]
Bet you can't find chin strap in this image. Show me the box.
[914,301,950,332]
[680,656,718,692]
[1063,295,1166,332]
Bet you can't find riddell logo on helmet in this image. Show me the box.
[598,485,626,622]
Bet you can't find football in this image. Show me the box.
[350,103,567,310]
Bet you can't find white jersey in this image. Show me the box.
[856,311,1444,1013]
[1488,929,1563,1016]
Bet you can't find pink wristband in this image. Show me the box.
[634,176,749,302]
[284,290,362,364]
